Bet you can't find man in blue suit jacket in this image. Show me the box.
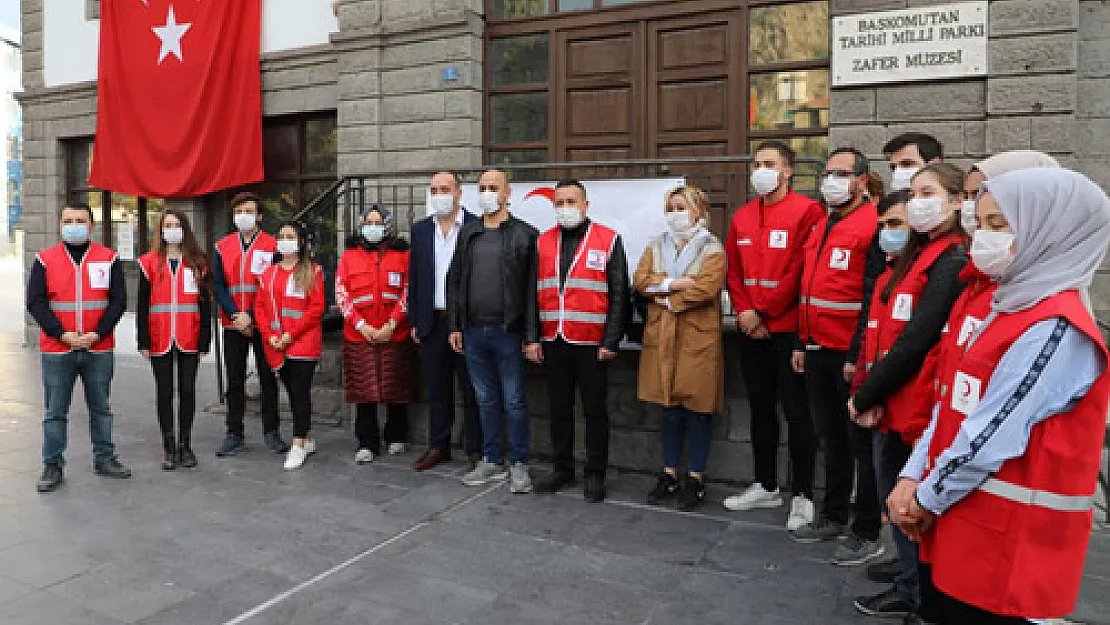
[409,171,483,471]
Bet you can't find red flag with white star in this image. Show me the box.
[90,0,263,197]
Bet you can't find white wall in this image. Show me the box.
[43,0,339,88]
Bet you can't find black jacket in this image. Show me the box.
[408,211,479,340]
[447,215,540,342]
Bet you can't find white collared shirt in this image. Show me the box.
[433,209,465,310]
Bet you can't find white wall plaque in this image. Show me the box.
[831,2,988,87]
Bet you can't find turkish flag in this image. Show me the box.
[90,0,263,198]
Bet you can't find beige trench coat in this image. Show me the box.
[634,233,726,414]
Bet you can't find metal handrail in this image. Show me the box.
[292,177,344,223]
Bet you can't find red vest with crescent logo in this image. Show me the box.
[726,190,824,332]
[799,202,878,351]
[922,290,1109,618]
[138,252,203,355]
[537,223,616,345]
[38,242,117,353]
[931,265,997,411]
[860,234,963,443]
[215,232,276,327]
[336,246,410,343]
[256,264,326,370]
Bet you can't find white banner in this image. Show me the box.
[452,178,686,269]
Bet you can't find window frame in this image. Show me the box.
[64,137,157,254]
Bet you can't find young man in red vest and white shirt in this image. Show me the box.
[722,141,823,531]
[790,148,884,567]
[212,192,287,457]
[529,180,629,503]
[26,202,131,492]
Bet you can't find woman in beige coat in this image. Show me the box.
[634,185,726,511]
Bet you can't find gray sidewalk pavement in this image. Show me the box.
[0,256,1108,624]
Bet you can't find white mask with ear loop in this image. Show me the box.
[961,200,978,233]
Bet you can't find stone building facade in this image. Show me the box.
[14,0,1110,480]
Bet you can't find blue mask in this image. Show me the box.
[879,228,910,255]
[61,224,90,245]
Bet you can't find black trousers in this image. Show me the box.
[278,359,315,438]
[737,332,816,497]
[223,328,280,437]
[918,563,1029,624]
[150,347,199,449]
[544,338,610,478]
[804,348,881,540]
[419,314,482,455]
[355,403,409,454]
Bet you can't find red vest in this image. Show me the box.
[799,202,878,351]
[923,291,1109,618]
[336,246,411,343]
[257,264,325,370]
[215,232,276,327]
[138,253,203,355]
[861,234,963,443]
[726,190,824,332]
[932,266,997,410]
[537,223,616,345]
[37,242,117,353]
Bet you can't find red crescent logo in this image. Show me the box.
[960,380,972,397]
[524,188,557,203]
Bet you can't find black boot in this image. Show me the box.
[178,445,197,469]
[162,437,177,471]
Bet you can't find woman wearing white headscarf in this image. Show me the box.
[889,168,1110,624]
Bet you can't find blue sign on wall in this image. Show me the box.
[7,160,21,181]
[8,205,20,235]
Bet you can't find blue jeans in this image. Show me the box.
[41,350,116,466]
[874,430,920,604]
[463,326,530,465]
[661,406,712,474]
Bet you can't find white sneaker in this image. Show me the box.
[786,495,816,531]
[355,448,374,464]
[304,439,317,455]
[283,445,308,470]
[387,442,406,455]
[723,483,783,511]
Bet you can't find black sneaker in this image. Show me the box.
[647,472,680,504]
[534,471,576,494]
[676,475,706,512]
[161,449,177,471]
[789,516,846,543]
[94,456,132,479]
[216,434,246,457]
[178,446,198,469]
[264,430,290,454]
[866,558,902,584]
[36,463,64,493]
[853,585,916,617]
[583,474,606,503]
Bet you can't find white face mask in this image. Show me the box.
[555,207,584,229]
[907,197,949,233]
[276,239,299,256]
[820,175,853,208]
[362,224,386,243]
[162,227,184,245]
[750,168,781,196]
[478,191,501,215]
[961,200,978,234]
[890,167,920,192]
[428,193,455,217]
[665,210,696,240]
[970,230,1015,277]
[234,213,257,233]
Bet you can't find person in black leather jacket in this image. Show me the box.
[447,169,541,494]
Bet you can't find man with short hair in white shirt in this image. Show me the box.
[409,171,483,471]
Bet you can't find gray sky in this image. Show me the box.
[0,4,18,35]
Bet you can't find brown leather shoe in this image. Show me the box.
[468,452,482,472]
[413,448,450,471]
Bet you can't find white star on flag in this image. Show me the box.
[152,6,192,64]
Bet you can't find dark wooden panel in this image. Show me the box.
[568,88,631,135]
[658,80,727,132]
[567,36,633,78]
[657,23,729,71]
[566,147,632,161]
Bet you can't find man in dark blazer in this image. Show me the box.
[409,171,483,471]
